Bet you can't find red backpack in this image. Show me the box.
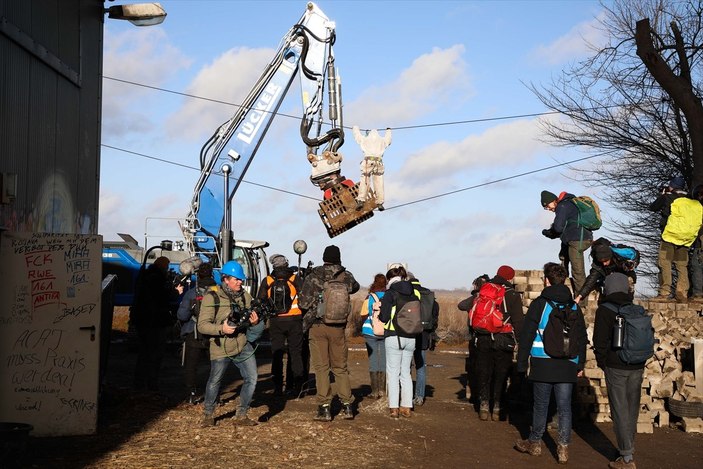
[469,282,513,334]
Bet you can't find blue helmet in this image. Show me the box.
[221,261,245,280]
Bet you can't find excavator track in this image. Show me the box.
[318,182,375,237]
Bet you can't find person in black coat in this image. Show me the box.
[515,262,586,464]
[470,265,524,422]
[593,273,645,469]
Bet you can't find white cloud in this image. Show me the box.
[385,118,551,202]
[102,27,192,138]
[530,13,606,65]
[344,45,472,128]
[165,47,276,140]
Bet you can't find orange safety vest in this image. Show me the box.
[265,274,302,317]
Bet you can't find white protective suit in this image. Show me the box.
[353,125,392,206]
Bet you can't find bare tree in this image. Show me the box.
[530,0,703,278]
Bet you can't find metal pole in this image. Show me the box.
[221,164,232,264]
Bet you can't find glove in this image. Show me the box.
[541,229,551,238]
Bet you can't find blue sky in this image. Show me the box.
[99,0,625,291]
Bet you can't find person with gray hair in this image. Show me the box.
[593,273,646,469]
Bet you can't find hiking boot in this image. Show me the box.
[557,444,568,464]
[368,372,379,399]
[479,402,489,421]
[233,415,258,426]
[413,396,424,406]
[188,389,203,405]
[342,403,355,420]
[691,295,703,302]
[675,292,687,303]
[200,414,215,428]
[514,439,542,456]
[389,408,399,418]
[608,456,636,469]
[314,405,332,422]
[399,407,412,418]
[491,407,501,421]
[377,372,386,398]
[377,204,385,211]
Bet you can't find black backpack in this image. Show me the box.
[415,286,438,332]
[267,273,295,314]
[540,299,581,359]
[393,291,423,336]
[603,303,655,365]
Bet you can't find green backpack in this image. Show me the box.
[572,196,602,231]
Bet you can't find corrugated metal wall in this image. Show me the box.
[0,0,103,234]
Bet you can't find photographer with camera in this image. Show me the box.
[198,260,264,427]
[649,176,700,302]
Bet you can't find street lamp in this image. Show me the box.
[105,2,167,27]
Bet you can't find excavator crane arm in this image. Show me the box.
[181,2,374,267]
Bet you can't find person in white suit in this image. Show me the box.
[353,125,392,211]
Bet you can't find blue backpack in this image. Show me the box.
[603,303,654,364]
[610,244,640,272]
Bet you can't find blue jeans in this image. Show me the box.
[364,335,386,372]
[414,348,426,399]
[203,342,258,416]
[385,336,415,408]
[529,381,574,445]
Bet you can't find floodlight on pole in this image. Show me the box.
[105,3,167,27]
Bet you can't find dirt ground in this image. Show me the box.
[21,331,703,469]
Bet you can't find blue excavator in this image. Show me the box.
[103,2,378,305]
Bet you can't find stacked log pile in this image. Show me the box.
[512,270,703,433]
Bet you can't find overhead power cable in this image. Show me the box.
[101,143,616,209]
[103,75,564,131]
[100,144,320,201]
[385,149,619,210]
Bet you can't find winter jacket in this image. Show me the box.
[298,263,360,330]
[649,190,687,232]
[577,261,636,301]
[257,266,303,318]
[378,278,418,339]
[592,292,646,371]
[197,287,252,360]
[516,284,587,383]
[177,279,218,336]
[130,264,180,329]
[548,192,594,243]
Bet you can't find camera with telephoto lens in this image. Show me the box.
[225,299,277,331]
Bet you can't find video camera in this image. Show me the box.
[225,298,278,331]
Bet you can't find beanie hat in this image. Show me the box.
[540,190,558,207]
[153,256,170,271]
[603,272,629,296]
[406,271,416,281]
[669,176,685,190]
[496,265,515,281]
[592,244,613,262]
[323,245,341,264]
[269,254,289,269]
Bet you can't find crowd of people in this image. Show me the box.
[128,178,703,469]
